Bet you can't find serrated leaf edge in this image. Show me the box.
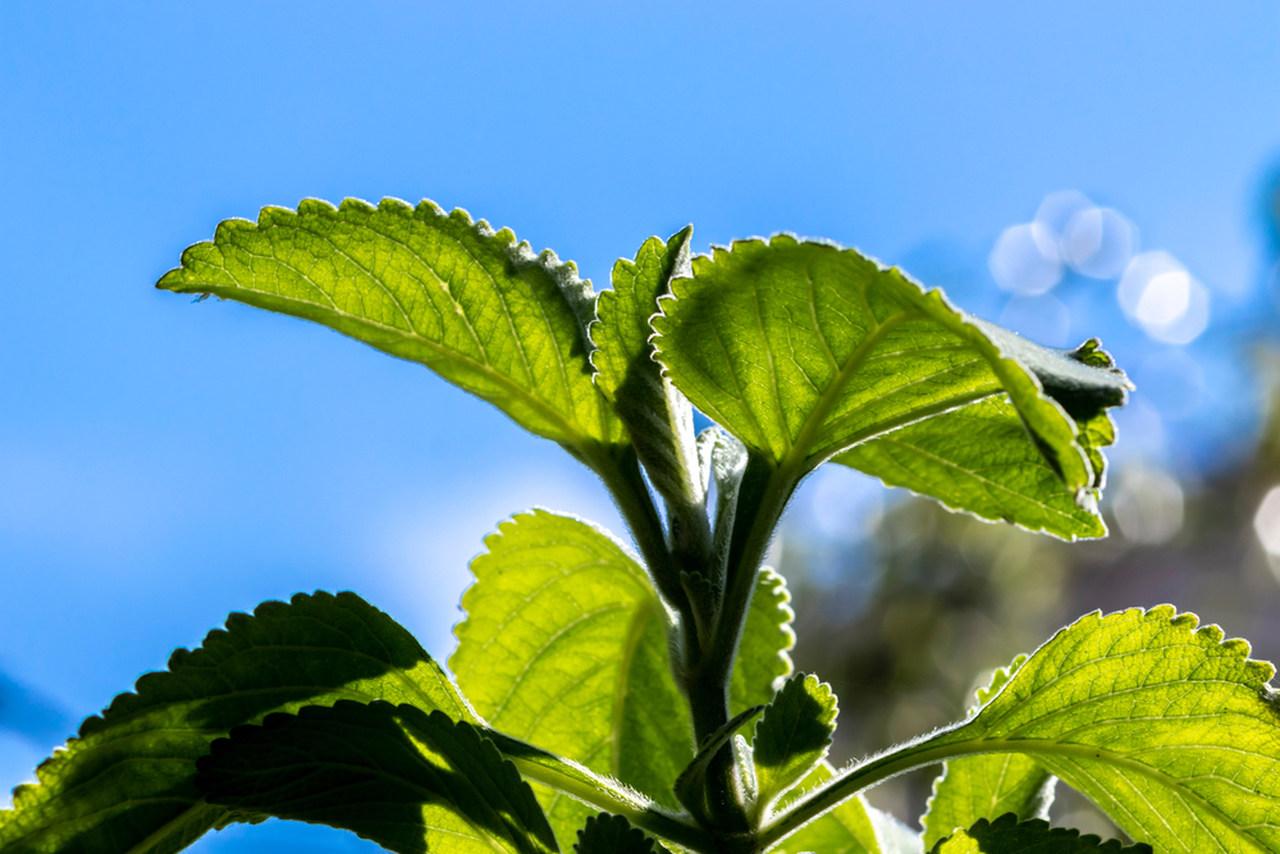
[649,233,1127,505]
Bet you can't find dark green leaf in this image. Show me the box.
[573,813,670,853]
[752,673,838,814]
[0,592,468,853]
[930,814,1150,853]
[197,701,557,853]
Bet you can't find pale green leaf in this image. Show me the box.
[768,764,885,854]
[920,657,1054,848]
[860,607,1280,853]
[158,198,623,462]
[197,701,557,854]
[931,815,1149,854]
[573,813,671,853]
[451,512,797,844]
[450,510,694,841]
[594,228,703,507]
[0,592,470,853]
[753,674,838,814]
[652,236,1129,536]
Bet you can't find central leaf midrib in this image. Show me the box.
[776,309,910,479]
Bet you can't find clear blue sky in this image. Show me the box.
[3,3,1279,849]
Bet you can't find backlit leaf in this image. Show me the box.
[0,592,468,853]
[158,198,623,463]
[653,237,1129,536]
[594,228,703,507]
[919,657,1054,848]
[197,701,557,853]
[450,510,693,842]
[854,608,1280,853]
[752,674,838,814]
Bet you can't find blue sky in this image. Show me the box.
[2,3,1279,849]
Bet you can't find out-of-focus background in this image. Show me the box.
[3,3,1279,849]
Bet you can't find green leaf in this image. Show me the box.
[652,236,1129,535]
[838,338,1121,540]
[929,608,1280,851]
[835,395,1109,540]
[594,228,703,507]
[767,764,886,854]
[752,674,838,814]
[197,701,557,854]
[0,592,470,853]
[930,815,1150,853]
[731,567,796,715]
[574,813,671,853]
[920,657,1054,848]
[450,510,694,840]
[158,198,623,463]
[451,511,795,844]
[813,607,1280,853]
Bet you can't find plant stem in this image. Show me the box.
[707,455,796,687]
[756,725,1005,850]
[681,455,798,843]
[685,654,746,835]
[596,447,698,642]
[502,747,714,850]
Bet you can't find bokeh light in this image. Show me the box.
[1035,190,1095,237]
[1117,251,1211,344]
[1062,207,1137,279]
[1254,486,1280,556]
[989,222,1062,295]
[1111,465,1185,545]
